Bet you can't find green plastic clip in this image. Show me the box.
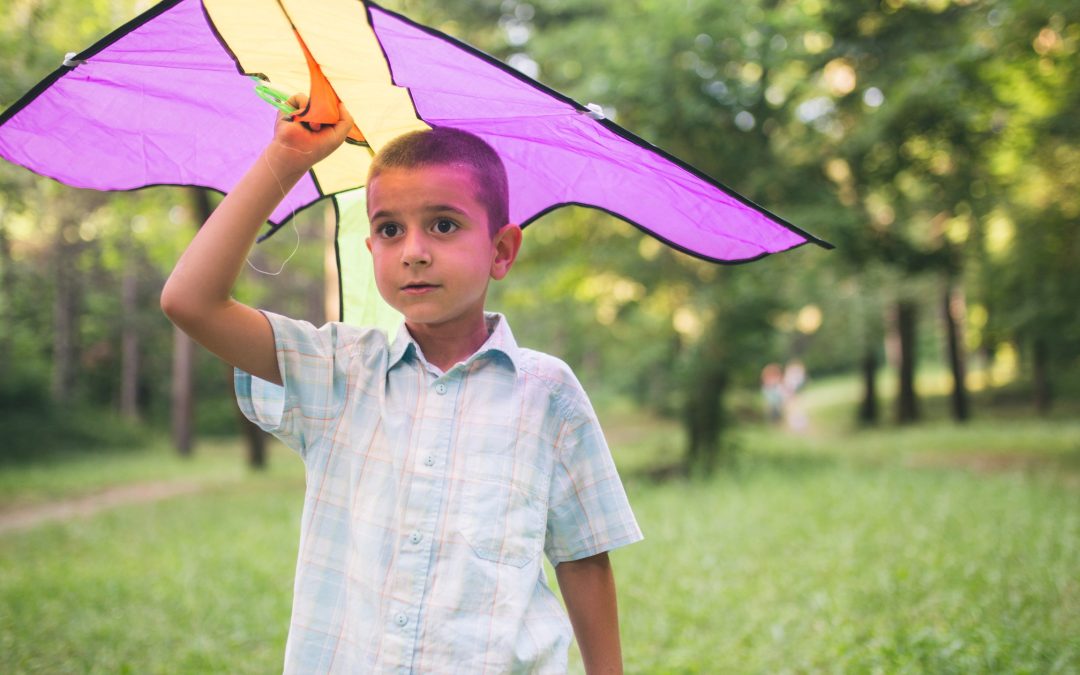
[250,76,297,115]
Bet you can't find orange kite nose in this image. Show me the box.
[290,29,367,146]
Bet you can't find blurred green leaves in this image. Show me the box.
[1,0,1078,465]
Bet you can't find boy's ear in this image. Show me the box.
[365,236,372,253]
[490,223,522,281]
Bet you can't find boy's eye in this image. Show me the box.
[378,223,402,238]
[433,219,458,234]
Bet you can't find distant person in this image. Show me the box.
[783,358,808,432]
[161,96,641,672]
[761,362,785,424]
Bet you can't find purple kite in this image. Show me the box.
[0,0,830,323]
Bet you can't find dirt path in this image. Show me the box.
[3,447,1073,536]
[0,480,206,535]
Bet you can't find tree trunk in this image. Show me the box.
[1032,338,1052,414]
[684,363,727,475]
[238,400,267,469]
[942,285,969,422]
[46,189,110,405]
[857,348,878,425]
[171,324,195,456]
[224,357,268,470]
[120,258,140,421]
[0,209,12,377]
[895,300,919,424]
[51,221,81,405]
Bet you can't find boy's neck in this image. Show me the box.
[405,312,491,373]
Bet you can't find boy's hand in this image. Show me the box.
[267,94,355,176]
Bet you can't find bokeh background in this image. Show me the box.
[1,0,1078,672]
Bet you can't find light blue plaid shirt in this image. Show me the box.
[236,311,642,674]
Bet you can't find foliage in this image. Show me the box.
[0,404,151,465]
[1,0,1079,466]
[978,0,1080,374]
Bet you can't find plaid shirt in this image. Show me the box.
[236,311,642,674]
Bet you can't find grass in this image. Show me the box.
[0,477,302,673]
[2,376,1079,673]
[617,463,1079,673]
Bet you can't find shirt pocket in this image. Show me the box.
[458,450,547,568]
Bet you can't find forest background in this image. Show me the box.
[1,0,1078,672]
[3,0,1078,462]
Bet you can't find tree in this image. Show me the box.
[978,0,1080,411]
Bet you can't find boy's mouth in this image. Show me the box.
[401,282,440,295]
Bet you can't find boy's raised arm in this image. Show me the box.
[160,97,353,385]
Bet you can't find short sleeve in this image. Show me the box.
[234,311,349,458]
[544,402,643,565]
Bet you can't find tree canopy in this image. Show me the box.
[1,0,1077,468]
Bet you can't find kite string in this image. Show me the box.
[246,151,301,276]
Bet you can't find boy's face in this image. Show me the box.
[366,164,520,331]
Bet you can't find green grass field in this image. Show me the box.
[2,381,1078,673]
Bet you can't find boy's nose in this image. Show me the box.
[400,230,431,267]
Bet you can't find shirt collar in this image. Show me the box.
[387,313,520,374]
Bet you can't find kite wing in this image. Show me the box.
[0,0,830,321]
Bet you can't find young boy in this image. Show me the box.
[161,97,642,673]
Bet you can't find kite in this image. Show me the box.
[0,0,831,330]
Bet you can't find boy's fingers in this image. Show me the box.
[337,102,354,127]
[333,103,355,141]
[275,93,350,151]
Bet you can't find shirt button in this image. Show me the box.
[424,455,435,467]
[395,613,408,627]
[435,382,447,395]
[409,531,422,545]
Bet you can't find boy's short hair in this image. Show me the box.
[368,127,509,235]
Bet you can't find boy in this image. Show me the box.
[161,96,642,673]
